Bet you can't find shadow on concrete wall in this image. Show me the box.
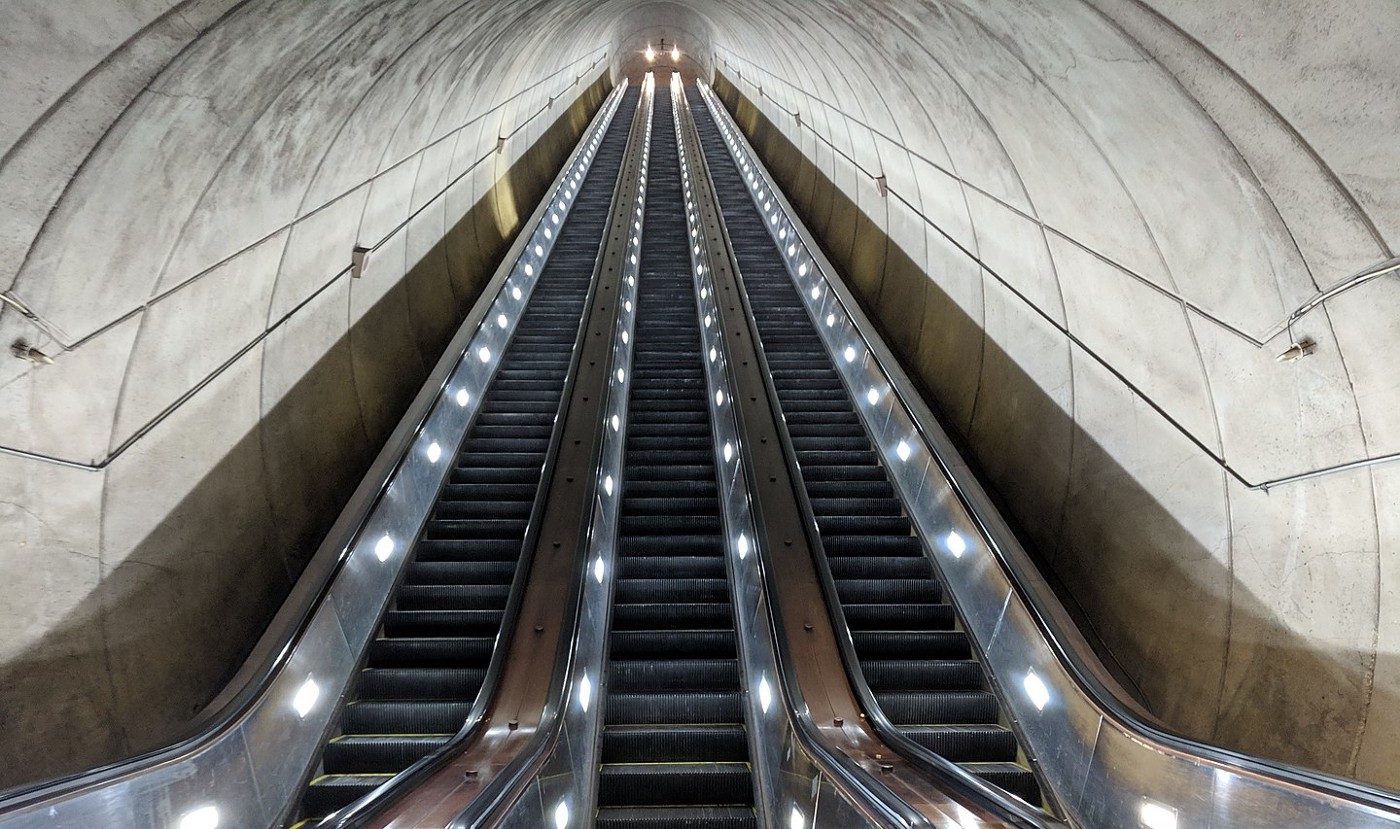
[0,74,610,791]
[713,73,1391,785]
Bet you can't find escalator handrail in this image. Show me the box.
[310,78,643,829]
[682,89,1064,829]
[0,73,623,820]
[673,80,921,829]
[694,81,1400,819]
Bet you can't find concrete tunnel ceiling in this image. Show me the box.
[1,0,1398,791]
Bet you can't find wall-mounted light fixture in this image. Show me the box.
[645,44,656,62]
[10,339,53,365]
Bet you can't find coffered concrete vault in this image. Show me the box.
[0,0,1396,790]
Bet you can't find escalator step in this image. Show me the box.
[609,658,740,691]
[842,603,955,629]
[860,660,985,690]
[611,602,733,630]
[615,555,725,580]
[901,725,1022,763]
[851,630,972,660]
[367,637,494,667]
[609,630,735,659]
[382,609,504,636]
[322,734,451,773]
[355,667,485,699]
[873,690,1002,724]
[603,687,742,726]
[341,700,471,734]
[595,806,756,829]
[834,578,940,604]
[394,583,511,610]
[601,724,748,763]
[615,578,730,604]
[302,775,390,819]
[966,763,1043,805]
[598,763,754,807]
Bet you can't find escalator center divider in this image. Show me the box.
[293,85,643,827]
[686,90,1046,811]
[593,79,758,829]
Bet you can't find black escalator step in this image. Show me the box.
[615,556,725,580]
[413,538,521,561]
[611,602,733,630]
[803,479,892,499]
[843,603,955,630]
[623,496,721,515]
[615,578,730,604]
[440,483,538,503]
[622,479,717,500]
[367,636,494,667]
[965,763,1042,805]
[873,690,1001,724]
[851,630,971,660]
[598,763,753,807]
[449,465,539,485]
[834,578,940,604]
[822,534,924,556]
[609,658,740,691]
[621,514,722,536]
[606,691,743,725]
[601,724,748,763]
[356,667,485,699]
[595,806,756,829]
[860,660,985,691]
[322,734,451,773]
[426,518,529,540]
[797,464,885,483]
[406,560,516,584]
[342,700,472,734]
[627,464,716,481]
[395,583,510,610]
[810,497,904,517]
[302,775,389,819]
[433,500,532,520]
[902,725,1021,763]
[827,557,930,580]
[610,630,735,659]
[817,515,914,536]
[382,609,503,636]
[619,535,723,556]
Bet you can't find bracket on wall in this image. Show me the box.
[350,245,370,279]
[874,174,888,198]
[496,135,507,154]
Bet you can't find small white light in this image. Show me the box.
[497,313,507,328]
[455,389,469,407]
[611,414,620,431]
[866,388,880,405]
[704,314,712,327]
[716,389,724,405]
[779,228,787,239]
[789,806,805,829]
[634,220,641,231]
[180,806,220,829]
[826,314,835,327]
[524,263,535,276]
[604,475,614,496]
[1140,801,1177,829]
[622,331,629,344]
[788,244,797,256]
[694,245,701,255]
[580,674,593,710]
[554,800,570,829]
[798,263,809,277]
[709,347,718,362]
[810,286,820,300]
[534,244,544,257]
[896,441,911,462]
[764,201,771,211]
[427,442,442,463]
[625,300,633,313]
[593,555,605,584]
[1022,670,1051,711]
[946,531,967,558]
[724,442,734,462]
[478,346,491,363]
[758,675,772,711]
[374,534,395,562]
[844,346,856,363]
[544,228,552,239]
[293,677,319,718]
[512,286,522,301]
[630,254,637,265]
[671,46,680,62]
[552,212,560,224]
[616,368,625,382]
[737,533,749,559]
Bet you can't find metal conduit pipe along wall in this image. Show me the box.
[0,0,1396,794]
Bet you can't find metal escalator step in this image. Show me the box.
[860,659,985,691]
[615,555,725,580]
[964,763,1043,805]
[842,602,955,629]
[601,724,748,763]
[873,690,1002,724]
[851,630,972,660]
[322,734,451,773]
[598,763,753,807]
[382,608,504,636]
[620,514,723,535]
[827,557,931,580]
[609,658,740,691]
[606,691,743,725]
[809,497,904,516]
[595,806,756,829]
[355,667,485,699]
[394,583,510,610]
[341,699,472,734]
[425,518,530,540]
[367,636,494,667]
[302,775,390,820]
[619,535,723,556]
[901,725,1022,763]
[448,465,540,485]
[834,578,941,604]
[816,515,915,536]
[623,496,721,515]
[615,578,730,604]
[611,602,733,630]
[433,499,532,520]
[821,534,924,556]
[609,630,735,659]
[405,560,516,584]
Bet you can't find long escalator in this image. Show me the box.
[295,87,640,825]
[688,90,1042,806]
[595,88,758,829]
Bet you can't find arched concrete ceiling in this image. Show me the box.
[0,0,1396,789]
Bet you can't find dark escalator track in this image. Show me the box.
[689,92,1042,806]
[595,89,757,829]
[296,87,641,824]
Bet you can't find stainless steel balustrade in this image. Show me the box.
[694,81,1400,829]
[487,70,656,829]
[0,80,631,829]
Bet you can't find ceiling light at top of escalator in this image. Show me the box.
[645,44,656,62]
[671,46,680,62]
